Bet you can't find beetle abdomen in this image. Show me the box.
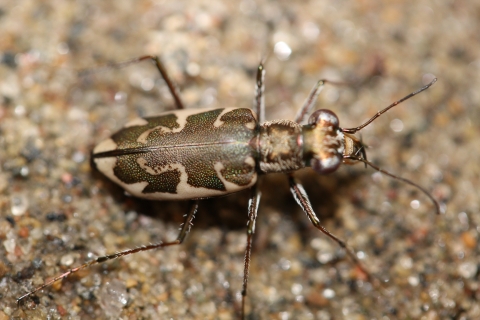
[93,108,258,200]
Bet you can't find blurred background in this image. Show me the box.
[0,1,478,318]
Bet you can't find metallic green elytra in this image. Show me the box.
[93,107,258,200]
[17,56,439,318]
[92,105,358,201]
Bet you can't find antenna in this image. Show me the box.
[343,78,437,134]
[345,155,441,215]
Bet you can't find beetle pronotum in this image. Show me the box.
[18,55,439,318]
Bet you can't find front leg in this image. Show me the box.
[241,184,261,319]
[288,174,371,280]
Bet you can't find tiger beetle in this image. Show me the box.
[17,55,439,318]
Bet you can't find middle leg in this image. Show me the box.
[240,184,261,319]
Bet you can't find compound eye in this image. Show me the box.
[308,109,340,128]
[311,153,342,174]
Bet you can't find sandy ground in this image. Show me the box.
[0,1,479,319]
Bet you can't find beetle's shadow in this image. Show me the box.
[92,167,366,242]
[259,169,366,245]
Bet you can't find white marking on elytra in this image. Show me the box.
[213,158,258,191]
[96,154,257,201]
[136,157,164,175]
[128,108,241,143]
[93,156,118,187]
[132,110,193,144]
[171,160,255,198]
[93,138,118,154]
[212,108,257,129]
[153,162,256,200]
[93,139,120,190]
[104,108,258,149]
[124,117,148,128]
[244,156,255,168]
[136,126,166,144]
[245,121,256,130]
[212,108,235,128]
[168,107,236,132]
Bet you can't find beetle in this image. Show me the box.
[17,55,439,318]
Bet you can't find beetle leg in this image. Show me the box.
[294,80,327,124]
[81,55,186,110]
[241,184,261,319]
[287,175,372,280]
[147,55,186,110]
[17,201,199,304]
[254,62,266,123]
[126,55,185,110]
[294,78,353,124]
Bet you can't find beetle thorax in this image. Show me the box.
[257,120,304,173]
